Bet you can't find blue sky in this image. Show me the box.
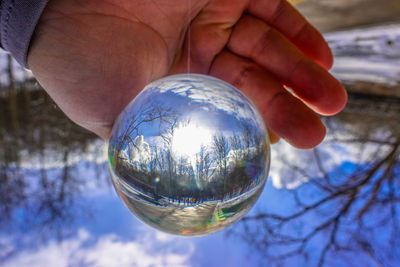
[0,160,264,267]
[2,147,398,267]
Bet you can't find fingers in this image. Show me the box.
[171,0,247,74]
[173,0,334,79]
[210,51,326,149]
[228,15,347,116]
[247,0,333,69]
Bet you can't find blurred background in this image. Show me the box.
[0,0,399,266]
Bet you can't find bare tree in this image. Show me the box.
[213,135,230,179]
[230,95,400,267]
[195,145,215,188]
[0,66,102,253]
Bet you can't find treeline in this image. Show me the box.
[115,133,268,204]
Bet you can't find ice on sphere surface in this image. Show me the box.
[108,74,270,236]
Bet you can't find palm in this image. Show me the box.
[28,0,347,148]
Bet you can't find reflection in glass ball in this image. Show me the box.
[108,74,270,236]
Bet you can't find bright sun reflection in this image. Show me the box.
[171,124,212,161]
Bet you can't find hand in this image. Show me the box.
[28,0,347,149]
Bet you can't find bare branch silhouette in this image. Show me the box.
[232,95,400,266]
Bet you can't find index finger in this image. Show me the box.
[247,0,333,69]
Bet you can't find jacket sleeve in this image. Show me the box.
[0,0,50,68]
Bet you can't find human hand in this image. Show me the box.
[28,0,347,149]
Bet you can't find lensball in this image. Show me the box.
[108,74,270,236]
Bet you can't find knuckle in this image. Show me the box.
[291,20,308,41]
[287,56,305,83]
[269,0,286,24]
[232,63,257,88]
[251,27,275,58]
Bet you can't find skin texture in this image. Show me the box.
[28,0,347,149]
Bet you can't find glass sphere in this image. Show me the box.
[108,74,270,236]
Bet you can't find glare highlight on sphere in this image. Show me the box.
[108,74,270,236]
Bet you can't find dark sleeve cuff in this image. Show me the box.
[1,0,50,68]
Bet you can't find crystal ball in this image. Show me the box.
[108,74,270,236]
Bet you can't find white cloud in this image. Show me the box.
[1,228,194,267]
[17,138,108,170]
[269,141,312,189]
[268,127,394,190]
[154,74,261,124]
